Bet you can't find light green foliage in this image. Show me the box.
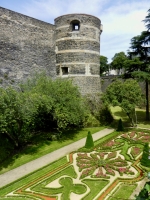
[25,76,86,131]
[102,79,143,126]
[82,179,109,200]
[0,87,35,152]
[83,113,100,127]
[141,143,150,167]
[110,52,127,72]
[85,131,94,149]
[108,183,137,200]
[100,55,109,75]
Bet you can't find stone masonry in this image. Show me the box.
[0,7,102,95]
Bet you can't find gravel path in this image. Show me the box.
[0,128,114,188]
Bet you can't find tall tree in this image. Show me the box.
[125,35,150,120]
[143,8,150,31]
[100,55,109,75]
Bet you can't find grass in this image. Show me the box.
[82,179,109,200]
[120,141,131,161]
[0,127,104,175]
[31,165,78,196]
[111,106,150,129]
[108,183,137,200]
[0,156,68,196]
[0,197,35,200]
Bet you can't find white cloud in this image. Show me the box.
[99,0,149,62]
[20,0,149,62]
[22,0,109,22]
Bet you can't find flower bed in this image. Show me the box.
[1,130,148,200]
[130,146,142,159]
[76,151,132,179]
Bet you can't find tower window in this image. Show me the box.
[71,20,80,31]
[62,67,68,75]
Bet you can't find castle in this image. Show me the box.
[0,7,102,95]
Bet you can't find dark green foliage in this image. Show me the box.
[117,119,124,131]
[143,8,150,30]
[140,143,150,167]
[100,55,109,75]
[136,182,150,200]
[99,106,114,125]
[85,131,94,149]
[125,8,150,121]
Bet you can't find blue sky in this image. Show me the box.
[0,0,149,63]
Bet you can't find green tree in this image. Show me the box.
[102,79,143,126]
[110,52,127,74]
[124,8,150,120]
[126,31,150,120]
[140,143,150,167]
[23,75,86,132]
[0,87,36,150]
[100,55,109,75]
[143,8,150,31]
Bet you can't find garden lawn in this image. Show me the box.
[111,106,150,129]
[0,127,104,175]
[82,179,109,200]
[108,183,137,200]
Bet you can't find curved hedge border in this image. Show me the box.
[1,129,149,200]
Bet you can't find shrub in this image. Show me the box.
[21,75,86,132]
[83,114,100,127]
[117,119,124,131]
[140,143,150,167]
[85,131,94,149]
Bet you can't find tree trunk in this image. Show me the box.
[134,109,137,126]
[126,112,134,127]
[145,80,149,120]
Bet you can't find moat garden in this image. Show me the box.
[0,127,150,200]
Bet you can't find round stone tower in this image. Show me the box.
[54,14,102,95]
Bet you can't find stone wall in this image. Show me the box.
[67,76,101,95]
[0,7,56,85]
[0,8,102,95]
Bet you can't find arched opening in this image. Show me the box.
[71,20,80,31]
